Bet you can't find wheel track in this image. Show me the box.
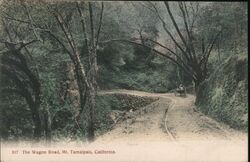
[163,99,176,141]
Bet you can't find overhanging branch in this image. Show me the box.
[148,2,191,62]
[102,39,196,80]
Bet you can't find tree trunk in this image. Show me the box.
[74,63,87,114]
[32,104,42,139]
[194,80,201,93]
[194,73,205,93]
[86,47,98,142]
[73,60,95,141]
[33,78,43,140]
[87,87,95,141]
[51,2,102,142]
[44,108,51,141]
[24,91,42,139]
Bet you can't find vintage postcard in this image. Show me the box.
[0,1,248,162]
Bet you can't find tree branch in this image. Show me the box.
[1,15,30,25]
[204,31,221,61]
[45,30,72,58]
[199,31,221,66]
[21,1,43,42]
[88,2,95,46]
[145,38,193,72]
[76,1,89,55]
[183,2,191,28]
[164,2,189,52]
[148,2,191,62]
[52,9,78,63]
[18,40,38,50]
[95,2,104,46]
[102,39,196,80]
[50,6,89,88]
[0,39,38,49]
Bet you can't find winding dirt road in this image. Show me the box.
[96,89,247,143]
[2,89,247,162]
[90,90,248,161]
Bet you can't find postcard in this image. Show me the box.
[0,1,248,162]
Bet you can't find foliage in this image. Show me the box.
[0,93,33,140]
[196,52,248,131]
[98,57,180,93]
[198,2,247,50]
[49,93,158,140]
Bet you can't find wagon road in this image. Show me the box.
[90,90,248,161]
[96,89,247,143]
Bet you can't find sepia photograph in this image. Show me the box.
[0,1,248,162]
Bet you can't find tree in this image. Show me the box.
[197,2,247,55]
[0,24,47,139]
[48,1,104,141]
[103,2,221,91]
[0,0,104,141]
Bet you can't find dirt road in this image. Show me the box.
[96,89,247,143]
[2,89,247,162]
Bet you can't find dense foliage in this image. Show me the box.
[196,53,248,131]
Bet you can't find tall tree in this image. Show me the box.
[48,1,104,141]
[0,25,45,139]
[1,0,104,141]
[103,2,221,91]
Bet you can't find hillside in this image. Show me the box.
[196,53,248,131]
